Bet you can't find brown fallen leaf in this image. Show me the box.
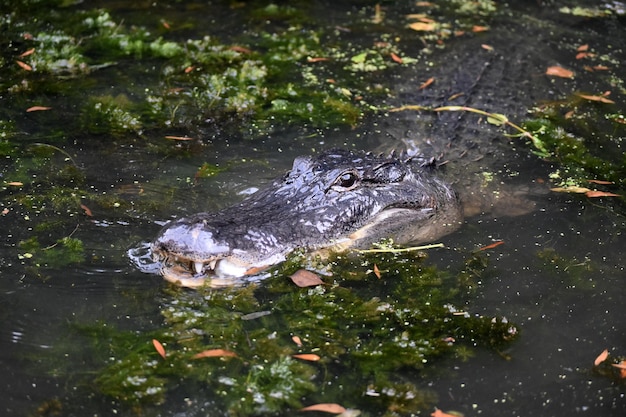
[576,52,591,59]
[290,269,324,287]
[80,204,93,217]
[390,52,403,64]
[292,335,303,347]
[301,403,347,413]
[472,25,489,32]
[26,106,52,112]
[184,66,195,73]
[19,48,36,58]
[479,240,505,251]
[16,60,32,71]
[419,77,435,90]
[152,339,166,359]
[551,186,591,194]
[546,65,574,78]
[307,57,330,63]
[373,264,381,279]
[292,353,321,361]
[481,44,494,51]
[431,408,458,417]
[594,349,609,366]
[5,181,24,186]
[577,44,589,52]
[577,93,615,104]
[408,22,436,31]
[587,179,614,185]
[164,135,194,141]
[192,349,237,359]
[585,190,620,198]
[593,65,609,71]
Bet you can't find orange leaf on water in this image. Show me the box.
[290,269,324,287]
[546,65,574,78]
[5,181,24,186]
[307,57,330,63]
[408,22,436,31]
[193,349,237,359]
[479,240,504,251]
[16,60,33,71]
[577,93,615,104]
[301,403,347,413]
[373,264,381,279]
[472,25,489,32]
[419,77,435,90]
[26,106,52,112]
[80,204,93,217]
[292,353,321,362]
[577,44,589,52]
[585,190,620,198]
[19,48,36,58]
[594,349,609,366]
[431,408,458,417]
[292,335,303,347]
[152,339,166,359]
[390,52,403,64]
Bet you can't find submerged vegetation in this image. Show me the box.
[87,249,517,415]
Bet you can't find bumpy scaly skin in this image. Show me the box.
[151,149,461,287]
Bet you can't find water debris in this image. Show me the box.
[16,60,32,71]
[291,336,303,347]
[545,65,574,78]
[26,106,52,112]
[193,349,238,359]
[301,403,347,413]
[164,135,195,141]
[152,339,166,359]
[594,349,609,366]
[289,269,325,287]
[478,241,504,251]
[292,353,321,362]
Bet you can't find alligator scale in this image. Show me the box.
[151,149,461,287]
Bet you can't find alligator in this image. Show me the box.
[151,148,462,287]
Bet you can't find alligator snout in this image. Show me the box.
[151,216,253,287]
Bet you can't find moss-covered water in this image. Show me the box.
[1,1,625,416]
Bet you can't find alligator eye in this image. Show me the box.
[333,171,359,191]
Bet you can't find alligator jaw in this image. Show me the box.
[154,253,253,288]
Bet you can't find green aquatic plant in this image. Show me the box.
[86,248,518,415]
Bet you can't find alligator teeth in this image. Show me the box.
[208,259,218,271]
[193,261,204,274]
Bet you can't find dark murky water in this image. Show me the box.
[1,1,625,416]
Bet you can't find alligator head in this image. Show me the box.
[151,149,461,287]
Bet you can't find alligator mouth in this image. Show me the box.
[154,252,267,288]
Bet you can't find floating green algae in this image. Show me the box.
[85,248,517,415]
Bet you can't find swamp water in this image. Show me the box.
[0,1,625,416]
